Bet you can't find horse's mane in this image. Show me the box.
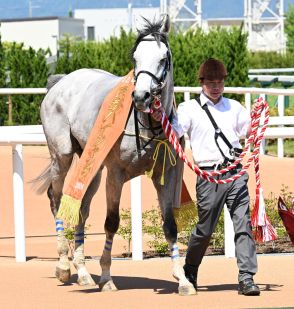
[131,17,169,58]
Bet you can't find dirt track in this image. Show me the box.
[0,255,293,309]
[0,146,294,308]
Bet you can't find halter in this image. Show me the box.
[132,36,172,154]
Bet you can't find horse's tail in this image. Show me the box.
[30,162,52,195]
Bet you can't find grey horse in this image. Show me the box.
[36,15,195,295]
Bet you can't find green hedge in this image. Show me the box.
[0,40,49,125]
[2,24,294,125]
[249,51,294,69]
[55,26,249,103]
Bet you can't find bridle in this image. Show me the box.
[133,38,171,98]
[132,36,172,155]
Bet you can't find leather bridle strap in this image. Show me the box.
[134,70,162,85]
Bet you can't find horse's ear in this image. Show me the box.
[160,14,170,33]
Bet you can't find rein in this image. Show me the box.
[133,102,164,155]
[157,97,268,183]
[152,96,277,242]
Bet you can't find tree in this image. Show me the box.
[285,4,294,52]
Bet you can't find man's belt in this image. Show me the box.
[200,163,243,171]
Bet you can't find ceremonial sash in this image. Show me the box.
[57,71,135,225]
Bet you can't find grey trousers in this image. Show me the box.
[185,167,258,282]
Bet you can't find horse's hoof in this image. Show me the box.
[78,275,96,286]
[55,266,71,283]
[99,280,118,292]
[178,285,197,296]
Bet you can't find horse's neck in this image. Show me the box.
[161,72,174,118]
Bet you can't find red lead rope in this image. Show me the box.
[155,97,277,242]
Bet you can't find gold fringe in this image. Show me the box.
[56,195,81,226]
[145,169,153,179]
[145,139,176,186]
[173,201,197,232]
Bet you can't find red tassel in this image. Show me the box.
[251,187,277,243]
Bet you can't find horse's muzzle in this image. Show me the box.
[132,90,152,112]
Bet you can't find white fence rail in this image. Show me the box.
[0,125,46,262]
[248,68,294,74]
[1,87,294,262]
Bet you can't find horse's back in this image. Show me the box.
[41,68,123,148]
[42,68,121,114]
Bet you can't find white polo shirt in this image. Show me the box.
[172,92,250,167]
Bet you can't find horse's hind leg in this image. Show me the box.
[73,224,96,286]
[99,170,124,292]
[47,153,73,283]
[72,170,103,286]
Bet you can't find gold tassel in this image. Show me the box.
[146,139,176,186]
[57,195,81,226]
[173,201,197,232]
[145,169,154,179]
[160,174,165,185]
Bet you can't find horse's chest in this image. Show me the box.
[110,136,165,171]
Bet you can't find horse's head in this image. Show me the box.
[132,15,172,113]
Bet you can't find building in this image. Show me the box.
[165,0,287,52]
[0,16,84,55]
[74,7,160,41]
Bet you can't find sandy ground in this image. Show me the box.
[0,146,294,308]
[0,255,293,309]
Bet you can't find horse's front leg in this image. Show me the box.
[99,170,124,292]
[153,177,197,296]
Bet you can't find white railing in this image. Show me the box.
[248,68,294,74]
[0,125,46,262]
[1,87,294,262]
[1,86,293,157]
[0,124,144,262]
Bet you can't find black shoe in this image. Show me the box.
[238,278,260,296]
[183,264,197,290]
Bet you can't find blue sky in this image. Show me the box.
[0,0,293,19]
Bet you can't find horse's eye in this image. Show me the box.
[160,58,166,66]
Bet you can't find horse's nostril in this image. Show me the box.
[133,91,150,104]
[144,92,150,100]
